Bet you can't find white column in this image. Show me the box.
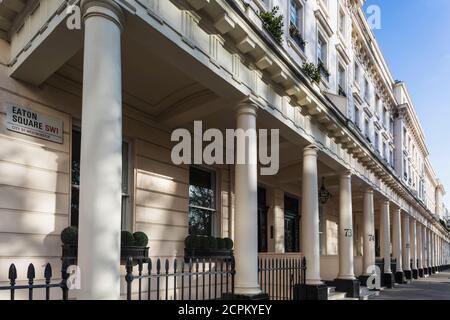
[301,145,322,285]
[430,231,434,269]
[362,189,375,275]
[410,219,417,271]
[78,0,123,300]
[337,171,356,280]
[426,228,431,269]
[402,214,411,271]
[418,223,423,270]
[233,99,261,295]
[392,208,403,272]
[432,233,435,268]
[423,226,428,270]
[380,201,391,273]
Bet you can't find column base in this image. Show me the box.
[222,293,269,300]
[395,271,406,284]
[293,284,328,300]
[358,275,381,290]
[428,267,433,275]
[334,278,360,298]
[432,267,436,274]
[404,270,412,280]
[412,269,418,279]
[424,268,428,275]
[383,273,395,289]
[418,268,424,278]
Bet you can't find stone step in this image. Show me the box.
[328,291,347,300]
[359,286,381,300]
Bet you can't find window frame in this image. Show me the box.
[69,126,134,230]
[188,165,219,237]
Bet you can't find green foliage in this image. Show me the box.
[216,238,226,249]
[185,235,233,250]
[260,6,284,44]
[301,62,322,85]
[207,236,217,249]
[133,231,149,247]
[289,23,306,48]
[121,231,135,246]
[223,238,234,250]
[61,226,78,245]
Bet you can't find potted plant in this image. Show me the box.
[61,227,150,264]
[120,231,150,264]
[301,62,321,85]
[184,235,234,262]
[289,23,306,50]
[260,6,284,45]
[61,226,78,264]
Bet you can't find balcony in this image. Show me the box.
[289,23,305,52]
[338,85,347,97]
[318,59,330,82]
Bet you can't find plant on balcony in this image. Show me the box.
[260,6,284,45]
[61,228,150,264]
[185,235,234,261]
[301,62,321,85]
[289,23,306,50]
[317,60,330,81]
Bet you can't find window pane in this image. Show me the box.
[71,130,81,186]
[189,208,212,236]
[290,1,298,26]
[189,167,215,209]
[189,167,216,236]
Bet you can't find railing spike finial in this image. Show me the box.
[44,263,53,280]
[27,263,36,281]
[8,264,17,281]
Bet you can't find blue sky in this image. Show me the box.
[364,0,450,208]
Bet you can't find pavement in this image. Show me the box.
[370,271,450,300]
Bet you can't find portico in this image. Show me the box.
[1,0,450,302]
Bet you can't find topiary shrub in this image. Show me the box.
[185,235,194,249]
[133,231,149,247]
[121,231,135,246]
[223,238,234,250]
[207,236,217,249]
[61,226,78,245]
[216,238,226,250]
[198,236,209,249]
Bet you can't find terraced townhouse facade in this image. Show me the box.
[0,0,449,299]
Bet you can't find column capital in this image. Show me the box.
[81,0,124,30]
[364,188,374,195]
[303,144,319,157]
[235,96,259,117]
[339,170,352,179]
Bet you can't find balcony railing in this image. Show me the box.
[318,59,330,82]
[0,260,70,300]
[289,23,306,51]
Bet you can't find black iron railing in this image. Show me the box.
[258,256,306,300]
[125,257,235,300]
[0,260,69,300]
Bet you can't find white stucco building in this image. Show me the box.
[0,0,449,300]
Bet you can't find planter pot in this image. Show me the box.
[61,244,149,265]
[184,248,233,263]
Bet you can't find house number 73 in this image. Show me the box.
[344,229,353,237]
